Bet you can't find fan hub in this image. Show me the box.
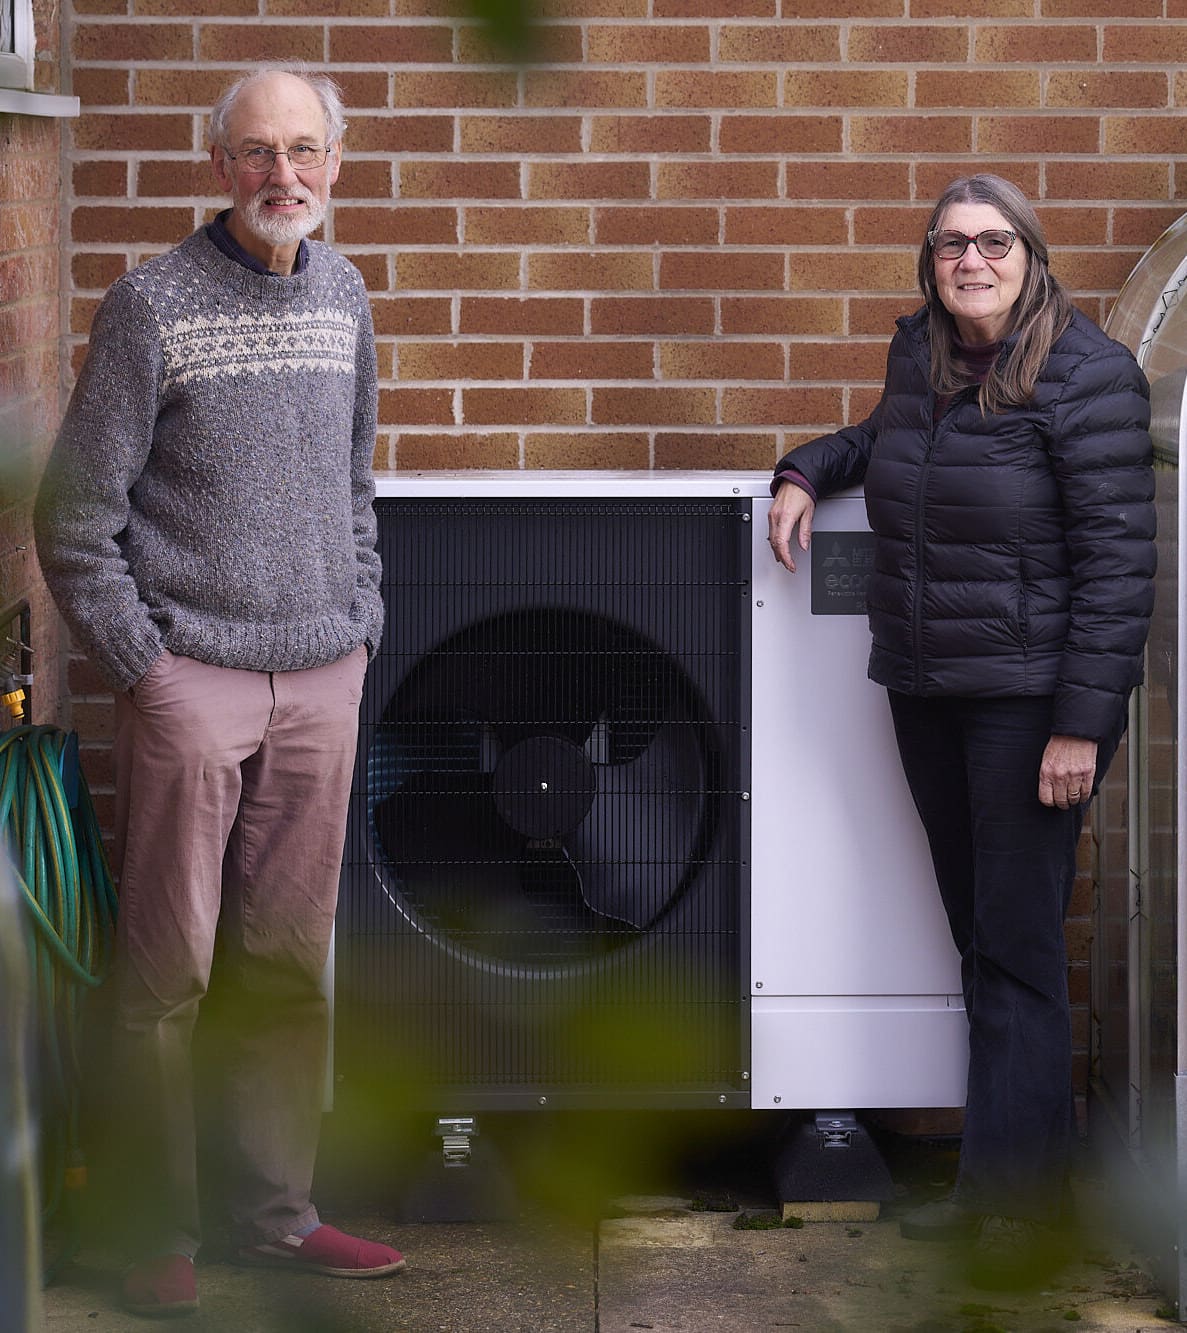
[492,735,596,840]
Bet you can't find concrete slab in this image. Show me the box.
[39,1186,1169,1333]
[36,1122,1173,1333]
[596,1188,1169,1333]
[41,1216,595,1333]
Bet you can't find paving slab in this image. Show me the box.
[596,1188,1169,1333]
[36,1120,1175,1333]
[41,1216,595,1333]
[40,1189,1170,1333]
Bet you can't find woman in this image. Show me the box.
[768,174,1155,1288]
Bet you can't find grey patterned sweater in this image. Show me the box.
[35,227,383,693]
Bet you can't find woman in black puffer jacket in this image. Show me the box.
[768,174,1156,1289]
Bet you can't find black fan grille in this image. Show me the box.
[337,496,750,1102]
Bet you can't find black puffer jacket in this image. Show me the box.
[776,307,1156,741]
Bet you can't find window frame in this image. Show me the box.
[0,0,35,93]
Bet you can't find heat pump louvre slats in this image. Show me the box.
[339,498,747,1094]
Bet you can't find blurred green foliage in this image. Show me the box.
[467,0,538,61]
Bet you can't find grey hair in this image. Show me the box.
[917,173,1072,414]
[208,63,347,148]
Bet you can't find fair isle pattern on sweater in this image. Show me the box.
[161,308,359,391]
[34,226,384,694]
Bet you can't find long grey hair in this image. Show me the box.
[917,174,1073,414]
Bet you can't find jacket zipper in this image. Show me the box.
[910,374,975,694]
[912,429,934,694]
[909,337,937,694]
[895,316,1006,696]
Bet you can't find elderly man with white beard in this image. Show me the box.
[35,65,403,1317]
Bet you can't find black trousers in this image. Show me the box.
[888,691,1122,1223]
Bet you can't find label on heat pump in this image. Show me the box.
[811,532,876,616]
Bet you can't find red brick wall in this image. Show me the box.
[0,0,71,728]
[54,0,1186,1109]
[62,2,1187,469]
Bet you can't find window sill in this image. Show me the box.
[0,88,79,118]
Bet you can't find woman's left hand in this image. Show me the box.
[1038,735,1099,809]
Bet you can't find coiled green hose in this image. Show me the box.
[0,725,117,1269]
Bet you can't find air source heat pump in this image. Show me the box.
[335,472,966,1112]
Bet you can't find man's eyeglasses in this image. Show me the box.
[928,229,1018,261]
[224,144,330,173]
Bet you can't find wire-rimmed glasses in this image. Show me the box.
[223,144,330,173]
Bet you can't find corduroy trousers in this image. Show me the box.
[887,691,1121,1224]
[109,646,367,1258]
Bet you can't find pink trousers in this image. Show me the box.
[110,646,367,1256]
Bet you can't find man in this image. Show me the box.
[35,64,401,1317]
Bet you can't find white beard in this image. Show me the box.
[240,182,327,246]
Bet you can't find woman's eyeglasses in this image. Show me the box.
[928,229,1018,261]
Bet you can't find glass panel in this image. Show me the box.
[1093,730,1132,1130]
[1094,233,1187,1145]
[1099,220,1186,1314]
[1093,725,1130,1119]
[1142,384,1183,1178]
[1105,212,1187,384]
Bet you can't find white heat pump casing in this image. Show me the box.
[750,489,966,1107]
[367,470,968,1110]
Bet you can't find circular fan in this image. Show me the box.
[369,608,718,967]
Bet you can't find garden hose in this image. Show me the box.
[0,725,118,1278]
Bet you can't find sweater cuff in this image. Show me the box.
[97,608,165,694]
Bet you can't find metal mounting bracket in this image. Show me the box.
[435,1116,478,1167]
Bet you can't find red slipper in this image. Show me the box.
[235,1224,406,1278]
[121,1253,199,1317]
